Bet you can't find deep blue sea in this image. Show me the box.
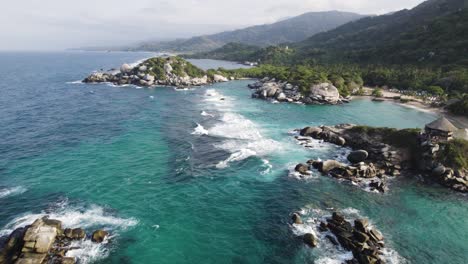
[0,52,467,264]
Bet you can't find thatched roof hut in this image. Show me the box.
[425,117,458,142]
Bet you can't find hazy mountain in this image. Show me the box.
[129,11,365,53]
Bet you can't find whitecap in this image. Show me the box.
[191,123,209,136]
[0,186,27,199]
[66,80,84,84]
[201,111,214,117]
[66,237,111,264]
[260,159,273,175]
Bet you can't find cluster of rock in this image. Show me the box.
[0,217,108,264]
[83,57,230,87]
[249,78,350,105]
[419,139,468,192]
[295,152,387,193]
[298,125,404,177]
[293,212,387,264]
[293,124,409,192]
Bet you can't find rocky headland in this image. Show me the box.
[293,124,468,193]
[83,56,230,87]
[249,78,350,105]
[0,217,108,264]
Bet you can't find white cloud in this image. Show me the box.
[0,0,426,50]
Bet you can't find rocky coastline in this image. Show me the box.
[83,56,230,88]
[248,78,350,105]
[0,217,108,264]
[292,212,387,264]
[293,124,468,193]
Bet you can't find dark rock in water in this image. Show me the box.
[300,127,322,137]
[0,226,28,263]
[347,150,369,164]
[64,228,73,239]
[354,219,369,233]
[291,213,303,225]
[332,212,345,224]
[319,222,328,232]
[71,228,86,240]
[302,233,318,247]
[92,230,109,243]
[326,235,339,246]
[353,231,370,243]
[295,163,310,175]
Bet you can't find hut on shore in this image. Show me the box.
[424,117,458,142]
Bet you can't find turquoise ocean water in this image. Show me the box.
[0,52,466,264]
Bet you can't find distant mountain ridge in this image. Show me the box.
[129,11,366,53]
[193,0,468,67]
[292,0,468,65]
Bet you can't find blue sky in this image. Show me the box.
[0,0,426,50]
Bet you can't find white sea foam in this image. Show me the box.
[0,200,137,263]
[192,123,209,135]
[260,159,273,175]
[66,80,84,84]
[0,186,27,199]
[201,89,282,168]
[201,111,214,117]
[292,207,405,264]
[66,237,111,264]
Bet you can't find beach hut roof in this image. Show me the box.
[425,117,458,132]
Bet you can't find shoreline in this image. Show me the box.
[353,95,468,129]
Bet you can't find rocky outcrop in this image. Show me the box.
[83,56,223,88]
[291,211,387,263]
[294,123,468,193]
[249,78,348,105]
[298,124,404,176]
[419,139,468,192]
[306,159,387,193]
[322,213,386,264]
[0,217,109,264]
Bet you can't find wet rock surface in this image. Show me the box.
[0,217,110,264]
[292,211,388,264]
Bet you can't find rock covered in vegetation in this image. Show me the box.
[83,56,221,87]
[249,78,347,105]
[0,217,110,264]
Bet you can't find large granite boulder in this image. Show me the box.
[213,74,228,82]
[309,83,340,104]
[120,63,132,74]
